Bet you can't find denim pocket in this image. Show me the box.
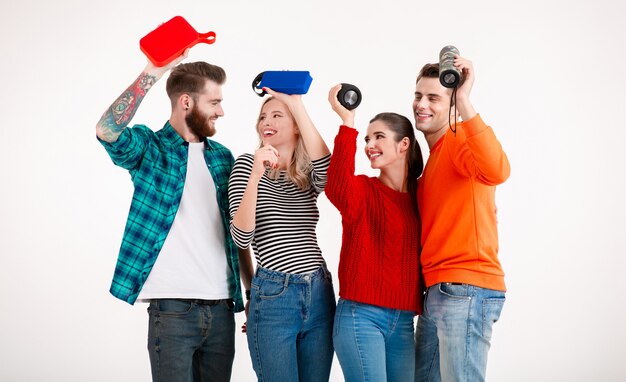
[438,283,471,300]
[257,278,288,299]
[323,270,334,286]
[152,299,193,316]
[224,299,235,312]
[482,297,505,340]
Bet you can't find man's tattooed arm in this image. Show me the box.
[96,50,189,142]
[96,71,158,142]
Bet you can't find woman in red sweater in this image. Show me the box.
[326,84,423,382]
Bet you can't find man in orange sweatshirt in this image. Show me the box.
[413,55,510,382]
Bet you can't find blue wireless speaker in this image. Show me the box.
[252,71,313,96]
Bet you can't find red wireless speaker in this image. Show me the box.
[140,16,216,67]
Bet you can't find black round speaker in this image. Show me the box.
[338,83,362,110]
[439,45,461,88]
[252,72,266,97]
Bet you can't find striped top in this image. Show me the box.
[228,153,331,274]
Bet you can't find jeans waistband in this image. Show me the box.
[152,298,232,306]
[255,264,330,284]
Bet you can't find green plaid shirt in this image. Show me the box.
[99,121,243,311]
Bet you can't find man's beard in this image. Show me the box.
[185,105,216,138]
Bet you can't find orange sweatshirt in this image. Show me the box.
[418,114,510,291]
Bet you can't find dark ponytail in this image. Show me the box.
[369,113,423,216]
[406,137,423,216]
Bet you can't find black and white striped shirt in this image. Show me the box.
[228,153,331,274]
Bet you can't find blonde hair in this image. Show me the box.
[257,97,312,190]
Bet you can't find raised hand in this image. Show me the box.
[452,55,477,121]
[454,55,474,101]
[262,87,302,111]
[328,84,355,127]
[144,48,190,80]
[96,49,190,142]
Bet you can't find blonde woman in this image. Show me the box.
[228,88,335,382]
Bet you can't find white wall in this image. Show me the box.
[1,0,625,381]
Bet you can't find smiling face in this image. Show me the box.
[256,98,299,148]
[185,79,224,138]
[412,76,454,142]
[364,120,407,170]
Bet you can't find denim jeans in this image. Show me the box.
[414,283,505,382]
[247,265,336,382]
[333,298,416,382]
[147,299,235,382]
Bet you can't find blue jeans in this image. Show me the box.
[333,298,416,382]
[147,299,235,382]
[247,265,336,382]
[414,283,505,382]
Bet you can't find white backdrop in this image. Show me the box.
[1,0,625,381]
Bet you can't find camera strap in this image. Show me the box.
[448,87,458,136]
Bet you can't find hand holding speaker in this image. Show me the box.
[252,71,313,96]
[328,84,360,127]
[140,16,216,67]
[439,45,461,88]
[337,83,362,110]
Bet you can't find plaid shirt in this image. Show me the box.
[98,121,243,311]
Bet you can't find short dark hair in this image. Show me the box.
[415,63,440,85]
[416,62,467,87]
[415,63,464,106]
[166,62,226,102]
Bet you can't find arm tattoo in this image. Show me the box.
[97,72,158,141]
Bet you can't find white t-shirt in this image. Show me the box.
[138,142,232,300]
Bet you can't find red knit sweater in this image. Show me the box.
[326,125,422,313]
